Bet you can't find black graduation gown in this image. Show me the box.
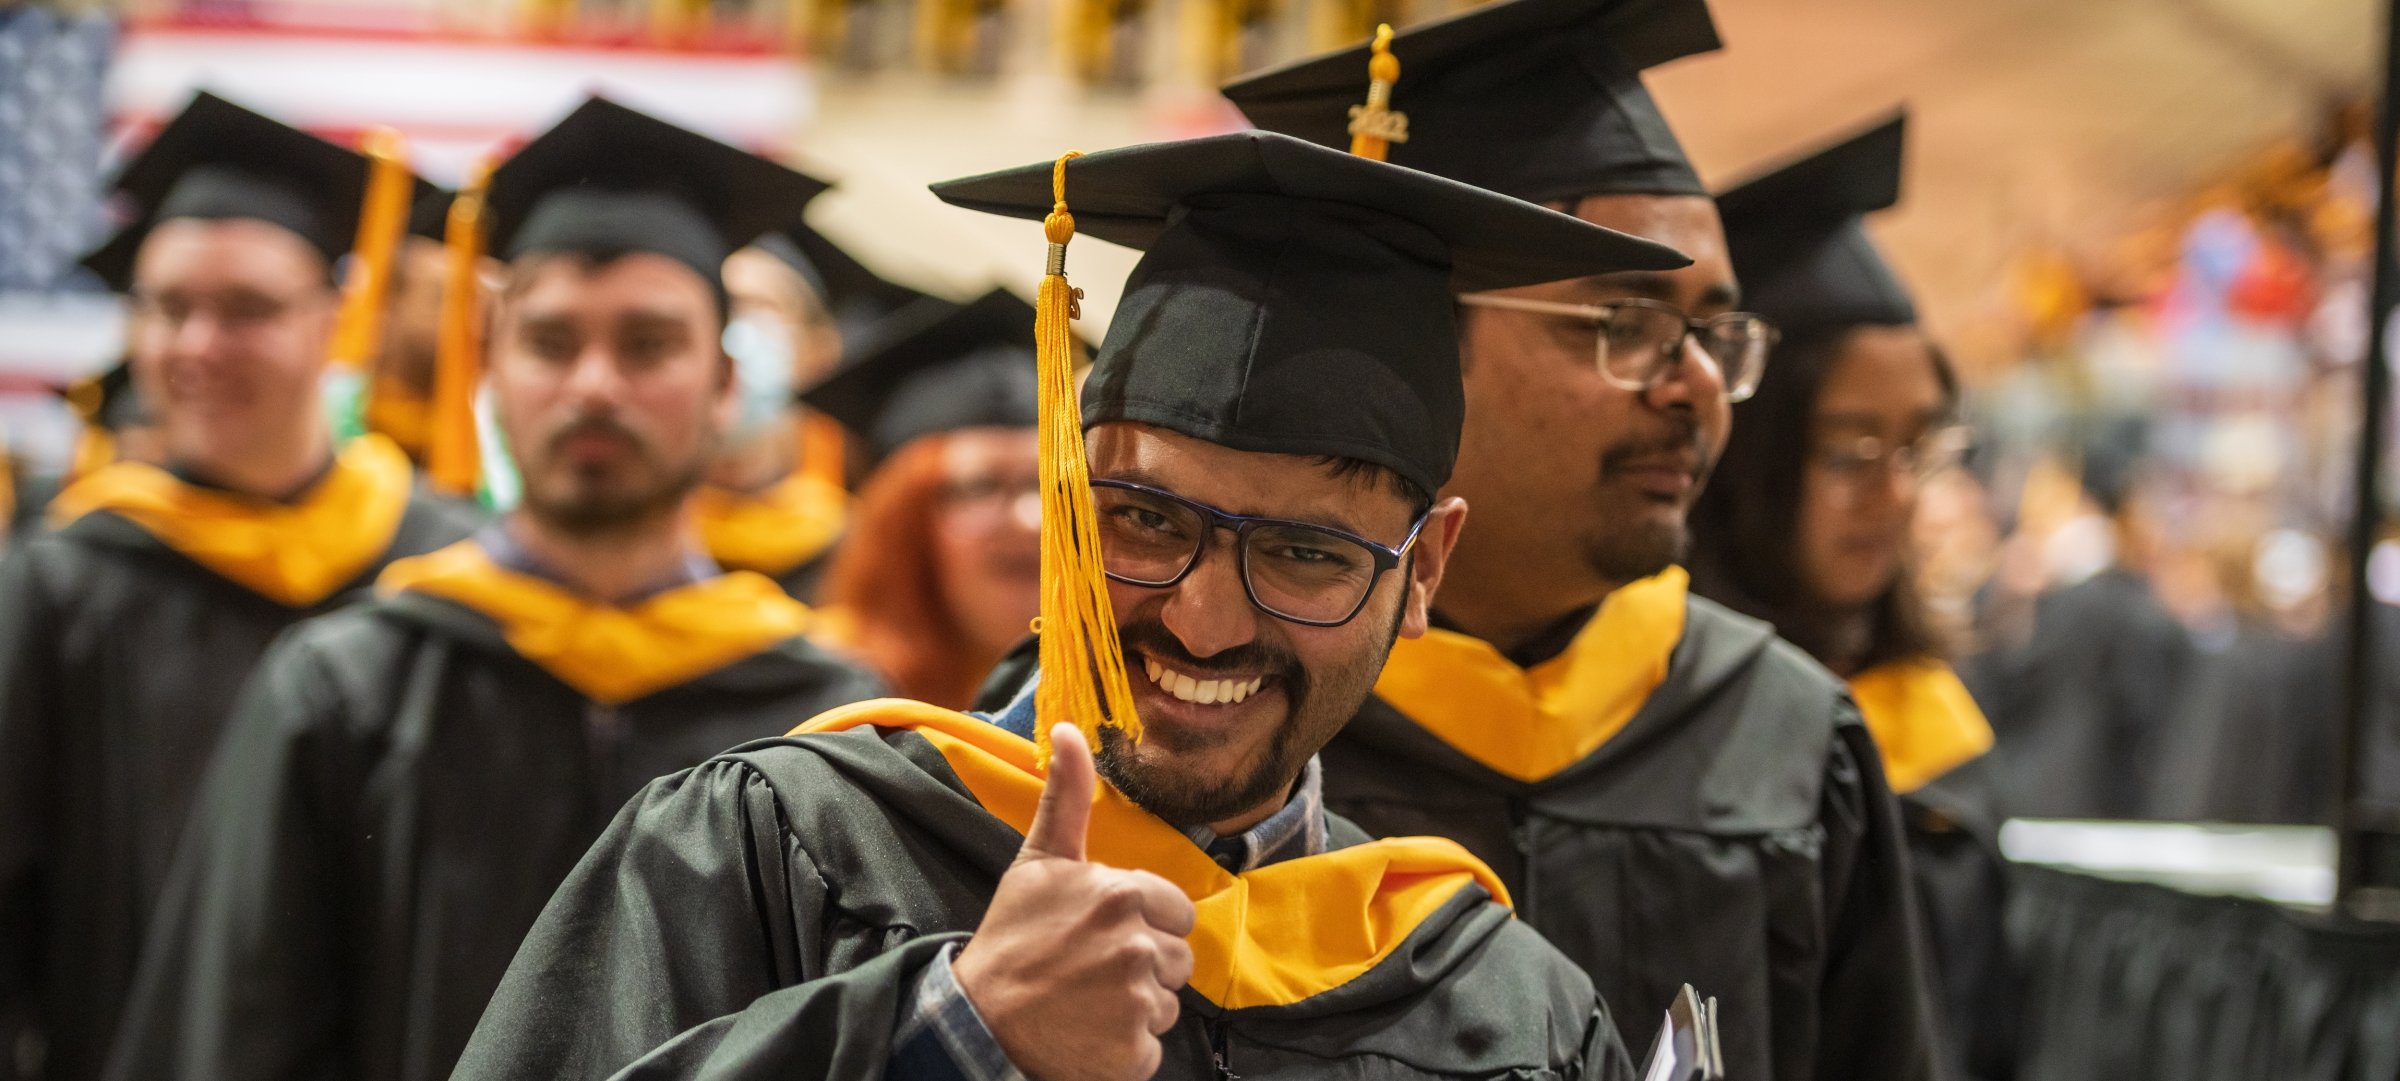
[451,706,1641,1081]
[1843,657,2018,1081]
[0,489,475,1081]
[1323,596,1939,1081]
[1974,567,2195,820]
[1897,757,2016,1081]
[2147,619,2341,825]
[101,582,884,1081]
[767,554,834,604]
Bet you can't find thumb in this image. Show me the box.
[1020,722,1095,863]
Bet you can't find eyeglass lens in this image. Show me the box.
[1091,484,1383,625]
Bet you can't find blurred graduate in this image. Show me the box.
[102,98,884,1081]
[0,93,477,1081]
[687,214,857,601]
[808,288,1043,708]
[1687,113,2015,1081]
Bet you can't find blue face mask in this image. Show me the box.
[721,314,797,444]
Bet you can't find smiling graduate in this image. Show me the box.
[448,128,1689,1081]
[0,91,476,1081]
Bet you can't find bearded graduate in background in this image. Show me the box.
[102,97,883,1081]
[1226,4,1942,1078]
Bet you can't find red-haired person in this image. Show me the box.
[807,289,1042,707]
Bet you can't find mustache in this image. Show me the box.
[546,414,646,455]
[1117,618,1306,693]
[1601,416,1707,477]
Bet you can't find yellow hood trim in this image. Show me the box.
[49,434,414,607]
[1846,658,1995,794]
[794,699,1511,1010]
[378,539,813,705]
[1372,568,1688,783]
[691,470,848,578]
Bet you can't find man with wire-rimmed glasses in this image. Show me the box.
[1223,1,1944,1079]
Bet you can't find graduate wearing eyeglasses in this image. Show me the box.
[450,129,1687,1081]
[1225,3,1942,1080]
[1688,112,2014,1081]
[0,93,478,1081]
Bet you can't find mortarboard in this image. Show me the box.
[1220,0,1720,204]
[800,288,1045,460]
[421,98,831,496]
[407,187,456,242]
[751,222,937,343]
[927,129,1684,760]
[78,91,433,291]
[1717,111,1915,340]
[932,129,1687,497]
[482,97,832,289]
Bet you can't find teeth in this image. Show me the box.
[1139,659,1268,705]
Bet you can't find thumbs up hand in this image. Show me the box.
[955,724,1198,1081]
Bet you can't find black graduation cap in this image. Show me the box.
[407,187,456,241]
[800,288,1045,459]
[931,130,1687,495]
[78,91,433,291]
[1718,111,1915,341]
[484,97,832,288]
[1220,0,1719,204]
[752,221,937,342]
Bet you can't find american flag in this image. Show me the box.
[0,6,112,293]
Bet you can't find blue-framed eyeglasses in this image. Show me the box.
[1089,478,1430,628]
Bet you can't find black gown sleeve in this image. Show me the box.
[1573,1002,1638,1081]
[102,629,360,1081]
[451,760,940,1081]
[0,549,58,1081]
[1812,717,1941,1081]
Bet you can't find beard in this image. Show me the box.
[1094,591,1405,828]
[1579,501,1690,583]
[520,415,705,539]
[1583,418,1709,584]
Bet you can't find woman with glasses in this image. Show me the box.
[1686,113,2017,1081]
[805,290,1045,708]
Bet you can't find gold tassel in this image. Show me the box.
[1032,151,1144,766]
[328,126,413,370]
[1346,23,1407,161]
[428,156,492,498]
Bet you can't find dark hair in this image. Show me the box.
[502,249,731,326]
[1685,323,1958,674]
[1306,455,1434,521]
